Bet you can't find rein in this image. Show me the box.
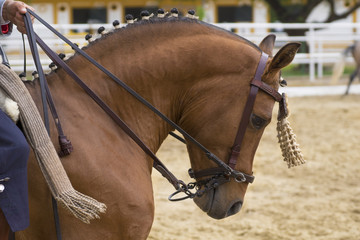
[23,12,64,240]
[24,10,285,202]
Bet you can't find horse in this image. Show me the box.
[331,40,360,94]
[344,41,360,95]
[18,12,300,239]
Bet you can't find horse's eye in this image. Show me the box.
[250,113,267,130]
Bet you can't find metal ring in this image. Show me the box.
[168,189,193,202]
[234,172,246,183]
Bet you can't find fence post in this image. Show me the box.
[308,25,315,82]
[317,38,323,79]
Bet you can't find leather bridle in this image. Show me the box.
[172,52,286,200]
[23,10,286,234]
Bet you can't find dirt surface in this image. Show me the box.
[148,94,360,240]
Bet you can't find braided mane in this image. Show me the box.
[79,9,260,55]
[23,7,268,83]
[45,8,262,77]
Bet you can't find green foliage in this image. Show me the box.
[196,5,205,20]
[282,64,356,77]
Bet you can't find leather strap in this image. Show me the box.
[228,52,269,169]
[43,81,73,157]
[24,12,62,240]
[251,80,282,102]
[34,34,183,190]
[188,167,254,183]
[0,43,10,68]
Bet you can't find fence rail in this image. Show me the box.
[1,22,359,81]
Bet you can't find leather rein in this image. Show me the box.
[23,10,285,203]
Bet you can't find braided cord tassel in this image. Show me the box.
[277,94,305,168]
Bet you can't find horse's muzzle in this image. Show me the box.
[193,188,243,219]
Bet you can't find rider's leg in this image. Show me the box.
[0,109,30,235]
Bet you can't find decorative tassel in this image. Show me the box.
[276,93,305,168]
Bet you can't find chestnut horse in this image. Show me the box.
[19,15,299,239]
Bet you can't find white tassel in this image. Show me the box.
[276,94,305,168]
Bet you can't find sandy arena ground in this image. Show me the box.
[148,92,360,240]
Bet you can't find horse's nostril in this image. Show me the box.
[226,201,243,217]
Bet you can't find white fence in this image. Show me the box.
[219,22,360,81]
[1,22,359,81]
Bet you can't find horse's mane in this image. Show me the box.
[90,16,258,45]
[62,10,261,64]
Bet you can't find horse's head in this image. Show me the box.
[183,34,300,219]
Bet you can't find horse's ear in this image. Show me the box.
[259,34,276,56]
[268,42,301,72]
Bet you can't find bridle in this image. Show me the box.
[23,10,286,237]
[170,52,285,200]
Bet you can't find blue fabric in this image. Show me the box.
[0,109,29,232]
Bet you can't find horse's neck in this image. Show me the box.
[46,21,260,152]
[46,70,175,152]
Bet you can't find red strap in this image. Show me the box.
[1,24,9,34]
